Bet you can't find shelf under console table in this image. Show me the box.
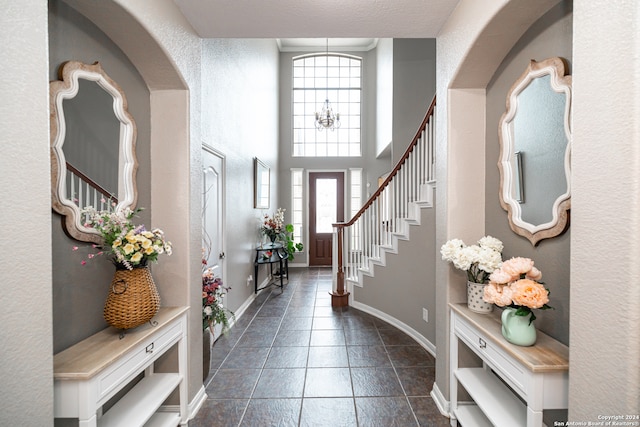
[449,303,569,427]
[54,306,189,427]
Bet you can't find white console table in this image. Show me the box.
[54,306,189,427]
[449,303,569,427]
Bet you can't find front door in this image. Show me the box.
[309,172,345,266]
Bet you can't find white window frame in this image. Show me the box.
[290,168,304,246]
[292,53,362,157]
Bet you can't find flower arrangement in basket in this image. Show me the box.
[80,206,173,270]
[483,257,552,323]
[440,236,504,284]
[202,262,234,334]
[80,206,172,331]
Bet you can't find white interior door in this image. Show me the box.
[202,145,226,334]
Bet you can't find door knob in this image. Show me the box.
[219,252,226,259]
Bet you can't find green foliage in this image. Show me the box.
[283,223,304,261]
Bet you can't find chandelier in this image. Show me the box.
[315,38,341,131]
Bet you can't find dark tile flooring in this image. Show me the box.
[191,267,450,427]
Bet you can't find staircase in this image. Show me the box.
[331,97,436,304]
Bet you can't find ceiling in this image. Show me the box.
[173,0,460,40]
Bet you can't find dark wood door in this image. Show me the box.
[309,172,345,266]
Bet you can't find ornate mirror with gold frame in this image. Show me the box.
[498,57,572,246]
[50,61,138,243]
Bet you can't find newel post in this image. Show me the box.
[330,224,350,307]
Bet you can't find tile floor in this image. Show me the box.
[191,267,450,427]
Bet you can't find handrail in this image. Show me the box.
[330,95,436,307]
[335,96,436,229]
[66,162,118,204]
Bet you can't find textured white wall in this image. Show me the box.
[0,1,53,424]
[200,38,281,316]
[570,0,640,418]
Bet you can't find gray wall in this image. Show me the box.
[485,1,572,345]
[392,39,436,164]
[49,0,152,353]
[277,40,436,265]
[350,39,438,347]
[355,203,437,347]
[48,4,281,353]
[277,47,391,265]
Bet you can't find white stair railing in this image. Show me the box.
[331,97,436,302]
[66,162,118,222]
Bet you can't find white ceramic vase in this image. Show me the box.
[467,281,493,314]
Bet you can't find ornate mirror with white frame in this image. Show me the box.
[50,60,138,243]
[498,57,572,246]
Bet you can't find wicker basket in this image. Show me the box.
[104,266,160,330]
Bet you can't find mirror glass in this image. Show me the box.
[50,61,138,243]
[254,158,270,209]
[498,57,571,245]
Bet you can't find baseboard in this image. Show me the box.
[430,382,450,418]
[350,300,436,357]
[156,384,207,421]
[287,262,307,268]
[232,290,258,322]
[189,385,208,420]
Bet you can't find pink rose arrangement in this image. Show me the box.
[483,257,552,323]
[202,264,234,333]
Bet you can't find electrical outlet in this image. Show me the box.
[247,275,253,286]
[422,308,429,323]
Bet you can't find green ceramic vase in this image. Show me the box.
[501,307,537,346]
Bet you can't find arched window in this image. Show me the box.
[292,54,362,157]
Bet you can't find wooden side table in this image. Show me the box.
[449,303,569,427]
[53,306,189,427]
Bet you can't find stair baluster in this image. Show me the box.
[331,97,436,306]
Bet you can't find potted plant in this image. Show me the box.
[202,267,234,335]
[282,223,304,261]
[81,206,173,270]
[202,264,234,380]
[483,257,552,346]
[261,208,304,260]
[440,236,503,313]
[81,206,172,331]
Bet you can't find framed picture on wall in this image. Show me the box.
[254,158,270,209]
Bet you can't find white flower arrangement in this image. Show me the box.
[80,206,172,270]
[440,236,504,284]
